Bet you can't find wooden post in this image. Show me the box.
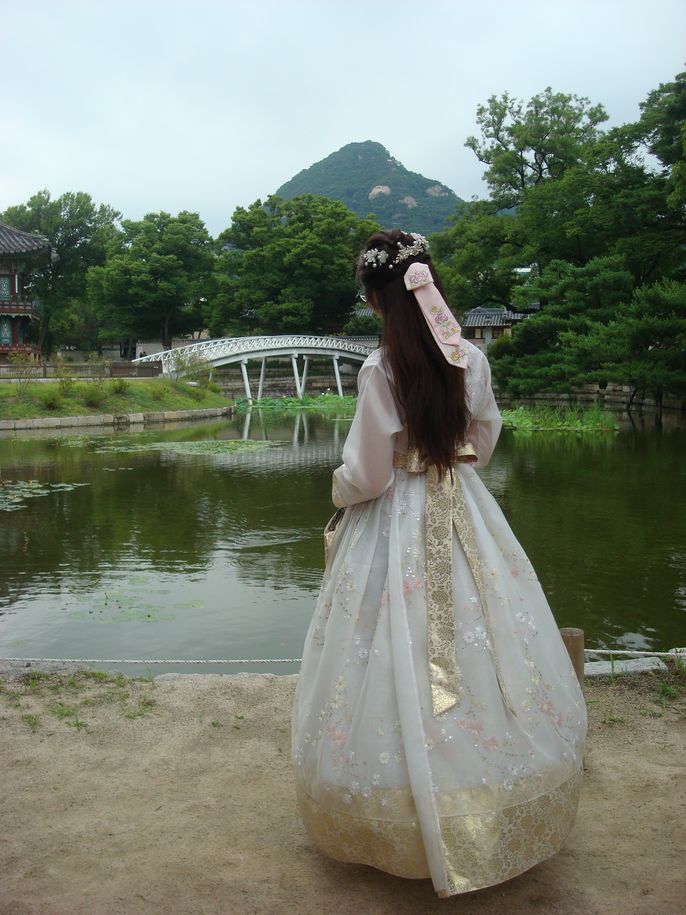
[560,627,585,688]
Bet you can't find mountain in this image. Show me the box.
[275,141,462,235]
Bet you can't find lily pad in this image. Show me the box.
[60,437,282,457]
[0,479,90,513]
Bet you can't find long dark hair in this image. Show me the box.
[355,229,470,476]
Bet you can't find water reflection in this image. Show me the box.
[0,413,684,669]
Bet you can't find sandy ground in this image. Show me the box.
[0,664,684,915]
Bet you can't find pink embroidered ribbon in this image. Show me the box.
[403,262,468,368]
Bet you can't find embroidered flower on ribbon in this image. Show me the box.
[482,736,499,751]
[406,267,431,288]
[539,700,554,715]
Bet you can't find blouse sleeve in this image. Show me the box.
[332,359,404,508]
[466,352,503,469]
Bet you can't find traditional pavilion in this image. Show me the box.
[0,222,53,362]
[461,305,527,351]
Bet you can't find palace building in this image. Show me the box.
[0,222,53,362]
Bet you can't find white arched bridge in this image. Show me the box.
[134,334,377,402]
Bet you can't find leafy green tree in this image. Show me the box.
[1,189,121,353]
[210,195,378,336]
[88,211,213,353]
[559,280,686,405]
[441,75,686,401]
[431,200,525,312]
[516,147,683,283]
[342,312,383,336]
[465,88,608,208]
[490,257,634,395]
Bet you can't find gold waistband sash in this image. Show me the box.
[393,446,517,719]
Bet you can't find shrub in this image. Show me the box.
[81,382,107,409]
[110,378,130,396]
[151,384,166,402]
[186,385,206,402]
[9,353,39,397]
[54,359,75,397]
[38,388,62,411]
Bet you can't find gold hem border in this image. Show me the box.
[296,769,582,896]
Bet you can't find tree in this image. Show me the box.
[88,211,214,353]
[490,257,634,395]
[559,280,686,406]
[439,75,686,401]
[431,200,525,313]
[1,190,121,353]
[465,88,608,208]
[209,195,378,336]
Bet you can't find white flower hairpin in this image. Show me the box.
[363,248,389,268]
[392,232,429,267]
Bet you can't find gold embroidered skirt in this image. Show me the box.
[292,459,586,897]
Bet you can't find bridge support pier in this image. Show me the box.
[240,359,252,405]
[257,358,266,401]
[291,354,302,399]
[301,356,309,397]
[332,355,343,398]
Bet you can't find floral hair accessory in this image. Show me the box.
[392,232,429,267]
[403,261,468,368]
[363,247,389,268]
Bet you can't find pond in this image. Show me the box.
[0,410,684,675]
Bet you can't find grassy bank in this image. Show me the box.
[500,405,618,432]
[0,379,230,420]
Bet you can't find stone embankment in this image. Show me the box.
[0,405,233,432]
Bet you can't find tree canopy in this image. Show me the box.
[435,71,686,403]
[88,211,214,352]
[1,189,120,352]
[208,194,377,336]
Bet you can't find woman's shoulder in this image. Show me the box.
[463,340,490,378]
[462,338,488,365]
[359,345,388,378]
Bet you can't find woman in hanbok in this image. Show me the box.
[291,229,586,898]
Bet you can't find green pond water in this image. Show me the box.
[0,410,684,674]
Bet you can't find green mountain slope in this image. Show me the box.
[276,140,462,235]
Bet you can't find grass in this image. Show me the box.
[237,397,617,430]
[500,405,618,432]
[236,393,357,414]
[0,669,159,733]
[0,379,230,420]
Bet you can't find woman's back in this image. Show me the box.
[292,229,586,899]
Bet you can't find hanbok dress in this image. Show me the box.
[291,341,586,898]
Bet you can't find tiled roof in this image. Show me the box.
[0,222,51,256]
[462,307,525,328]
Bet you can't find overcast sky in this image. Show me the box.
[2,0,684,236]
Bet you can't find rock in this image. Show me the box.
[368,185,391,199]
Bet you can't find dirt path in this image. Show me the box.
[0,666,684,915]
